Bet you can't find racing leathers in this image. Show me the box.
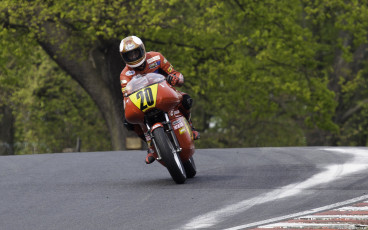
[120,51,184,91]
[120,51,198,145]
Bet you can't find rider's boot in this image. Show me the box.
[188,119,200,140]
[145,141,158,164]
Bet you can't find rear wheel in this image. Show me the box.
[153,127,186,184]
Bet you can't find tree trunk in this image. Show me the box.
[38,22,128,150]
[0,104,14,155]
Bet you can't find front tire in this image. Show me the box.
[153,127,186,184]
[183,156,196,178]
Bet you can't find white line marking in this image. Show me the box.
[260,222,355,228]
[298,215,368,220]
[223,195,368,230]
[337,206,368,211]
[181,148,368,229]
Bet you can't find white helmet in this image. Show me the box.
[119,36,146,68]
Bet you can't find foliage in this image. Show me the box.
[165,0,339,147]
[11,49,110,154]
[0,31,110,154]
[1,0,368,152]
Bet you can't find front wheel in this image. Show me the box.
[153,127,186,184]
[183,156,196,178]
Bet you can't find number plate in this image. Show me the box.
[129,84,158,112]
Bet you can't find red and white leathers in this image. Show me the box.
[120,51,189,141]
[120,51,184,92]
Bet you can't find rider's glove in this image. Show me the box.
[167,74,179,86]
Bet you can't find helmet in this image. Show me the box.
[119,36,146,68]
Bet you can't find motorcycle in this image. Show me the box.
[124,73,197,184]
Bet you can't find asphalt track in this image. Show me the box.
[1,147,368,230]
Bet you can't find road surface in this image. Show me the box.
[1,147,368,229]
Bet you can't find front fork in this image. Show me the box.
[145,113,182,160]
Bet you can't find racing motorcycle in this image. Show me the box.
[124,73,196,184]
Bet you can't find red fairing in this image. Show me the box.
[170,116,195,161]
[124,73,195,163]
[124,81,182,125]
[124,97,144,124]
[155,83,182,113]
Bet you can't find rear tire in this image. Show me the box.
[183,156,196,178]
[153,127,186,184]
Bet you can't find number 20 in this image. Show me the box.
[136,88,154,110]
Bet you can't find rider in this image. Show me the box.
[119,35,200,164]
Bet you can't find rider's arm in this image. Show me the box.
[120,69,133,95]
[158,53,184,87]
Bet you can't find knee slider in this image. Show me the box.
[182,94,193,110]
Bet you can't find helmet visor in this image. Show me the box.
[122,47,144,64]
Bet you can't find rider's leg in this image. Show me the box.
[179,94,200,140]
[124,120,157,164]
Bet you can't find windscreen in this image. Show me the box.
[125,73,165,95]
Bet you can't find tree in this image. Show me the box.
[0,22,30,155]
[1,1,133,150]
[176,1,338,147]
[0,0,230,150]
[0,104,14,155]
[1,0,368,151]
[302,0,368,145]
[0,26,111,154]
[11,48,111,154]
